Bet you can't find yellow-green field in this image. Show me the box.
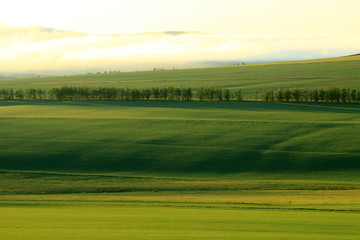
[1,190,360,240]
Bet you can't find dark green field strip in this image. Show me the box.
[1,101,360,126]
[2,178,359,194]
[2,116,360,125]
[2,170,360,195]
[1,199,360,213]
[0,120,359,171]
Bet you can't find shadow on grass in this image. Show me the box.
[1,100,360,115]
[1,149,360,174]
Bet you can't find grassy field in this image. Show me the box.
[1,100,360,174]
[1,203,360,240]
[1,55,360,98]
[2,56,360,239]
[2,174,360,240]
[3,183,359,240]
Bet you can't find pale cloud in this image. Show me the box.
[1,0,360,36]
[1,24,360,74]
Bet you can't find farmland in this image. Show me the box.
[1,55,360,98]
[1,100,360,173]
[1,55,360,239]
[2,200,360,240]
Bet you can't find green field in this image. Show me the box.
[1,202,360,240]
[1,55,360,98]
[1,100,360,173]
[1,56,360,239]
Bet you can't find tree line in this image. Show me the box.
[1,86,360,103]
[261,87,360,103]
[0,86,193,101]
[197,87,243,101]
[0,86,242,101]
[0,86,195,101]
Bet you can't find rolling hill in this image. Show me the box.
[0,55,360,184]
[1,100,360,174]
[1,55,360,98]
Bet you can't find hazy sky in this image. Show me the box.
[1,0,360,74]
[2,0,360,34]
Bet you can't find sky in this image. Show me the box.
[1,0,360,74]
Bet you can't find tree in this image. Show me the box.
[151,87,160,100]
[319,88,325,102]
[8,88,15,100]
[175,88,181,100]
[159,88,168,100]
[130,89,140,100]
[215,88,223,101]
[36,88,46,100]
[275,88,284,102]
[26,88,37,100]
[346,89,351,103]
[233,89,243,101]
[300,88,310,102]
[341,88,347,103]
[351,89,357,103]
[292,88,300,102]
[312,89,319,102]
[0,89,9,100]
[253,90,258,101]
[223,89,230,101]
[168,87,175,100]
[269,90,275,102]
[284,89,291,102]
[357,91,360,103]
[143,89,151,100]
[261,90,270,102]
[182,87,192,101]
[15,89,24,100]
[197,87,204,101]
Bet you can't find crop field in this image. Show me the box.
[1,200,360,240]
[1,100,360,238]
[1,56,360,239]
[1,100,360,173]
[1,55,360,98]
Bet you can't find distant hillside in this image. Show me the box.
[0,23,208,43]
[0,73,48,79]
[1,55,360,98]
[0,23,88,42]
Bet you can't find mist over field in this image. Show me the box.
[1,24,359,76]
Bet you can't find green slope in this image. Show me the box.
[1,55,360,176]
[1,55,360,98]
[1,101,360,174]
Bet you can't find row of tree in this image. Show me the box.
[0,86,240,101]
[0,87,195,101]
[261,87,360,103]
[0,86,243,101]
[197,87,243,101]
[1,86,360,103]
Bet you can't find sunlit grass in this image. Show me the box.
[1,204,360,240]
[1,55,360,98]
